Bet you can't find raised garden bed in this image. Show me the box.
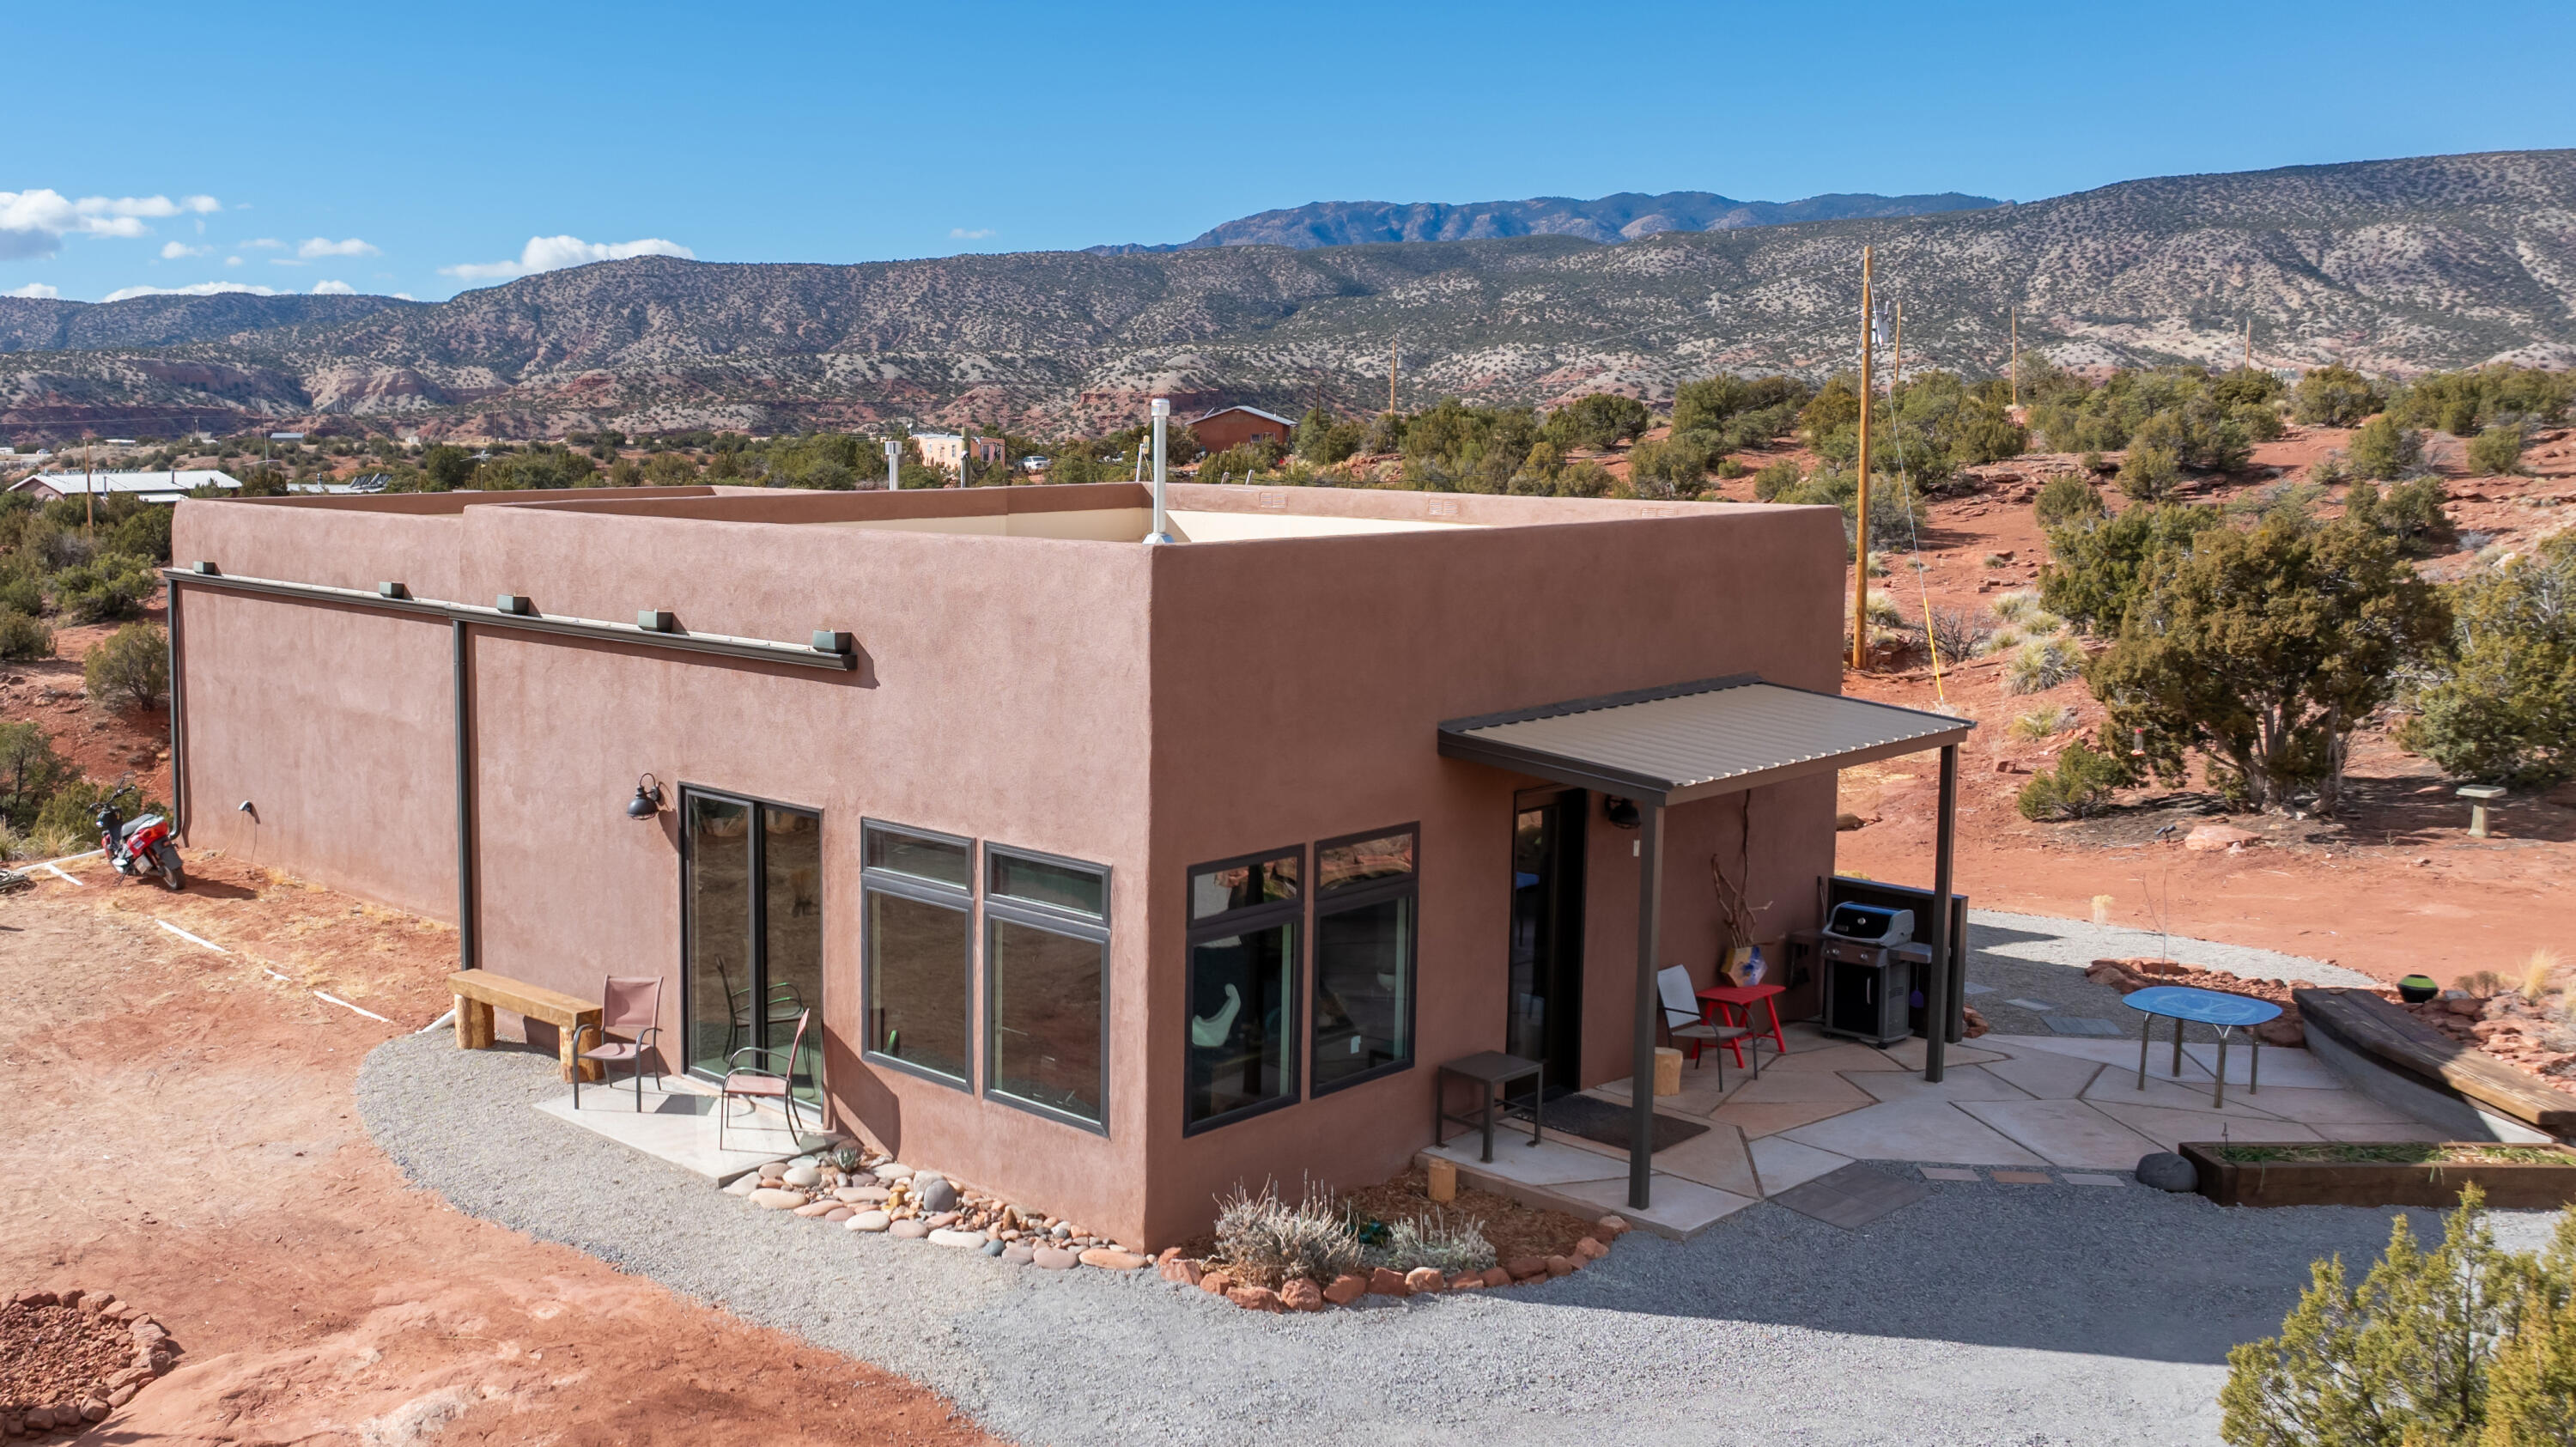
[2,1287,183,1438]
[2182,1140,2576,1209]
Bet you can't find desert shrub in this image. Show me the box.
[1360,1213,1497,1277]
[642,452,698,484]
[2344,415,2423,481]
[2290,363,2384,426]
[0,607,50,660]
[0,719,68,829]
[34,776,110,840]
[2006,635,2082,695]
[1710,457,1747,480]
[2220,1189,2542,1447]
[2117,443,2181,502]
[1977,626,2024,657]
[2404,532,2576,787]
[2214,367,2286,407]
[2235,403,2287,442]
[2034,472,2105,528]
[1544,393,1651,451]
[2014,737,2130,819]
[2040,503,2229,635]
[106,504,173,562]
[2008,705,2078,741]
[83,622,167,710]
[0,568,40,618]
[1625,435,1716,498]
[1295,409,1367,466]
[1992,590,2042,623]
[1750,459,1801,501]
[1211,1181,1362,1289]
[2346,477,2453,554]
[1779,466,1924,554]
[1553,460,1615,498]
[1925,605,1993,663]
[1672,374,1811,435]
[1863,591,1903,628]
[2470,425,2526,477]
[51,551,158,623]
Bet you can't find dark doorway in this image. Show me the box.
[681,787,824,1101]
[1507,789,1586,1097]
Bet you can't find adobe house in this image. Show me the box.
[1187,405,1294,454]
[164,477,1964,1248]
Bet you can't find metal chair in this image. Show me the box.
[571,976,664,1110]
[720,1007,817,1152]
[1657,964,1756,1086]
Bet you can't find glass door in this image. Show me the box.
[1507,791,1585,1097]
[683,788,824,1099]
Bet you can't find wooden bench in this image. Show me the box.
[449,970,603,1082]
[2295,988,2576,1134]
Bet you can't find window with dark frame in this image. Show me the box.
[1184,847,1303,1132]
[1311,825,1419,1093]
[860,821,974,1087]
[984,845,1110,1130]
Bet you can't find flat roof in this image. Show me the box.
[1438,675,1973,806]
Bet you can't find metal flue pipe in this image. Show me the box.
[884,439,901,491]
[1145,397,1175,544]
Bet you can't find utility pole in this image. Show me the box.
[1388,337,1399,416]
[1890,299,1905,395]
[2009,305,2020,407]
[2243,318,2253,370]
[1851,246,1874,672]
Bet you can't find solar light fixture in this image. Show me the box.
[377,581,410,599]
[811,629,853,655]
[627,773,664,819]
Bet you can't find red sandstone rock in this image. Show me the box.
[1506,1256,1548,1280]
[1227,1286,1284,1313]
[1198,1271,1234,1296]
[1280,1279,1325,1312]
[1324,1274,1367,1305]
[1403,1268,1445,1294]
[1574,1237,1608,1261]
[1545,1255,1577,1278]
[1369,1267,1411,1297]
[1481,1267,1512,1288]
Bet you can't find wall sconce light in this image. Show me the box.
[627,773,664,820]
[1603,796,1642,830]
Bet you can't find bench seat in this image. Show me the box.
[449,970,604,1082]
[2295,987,2576,1134]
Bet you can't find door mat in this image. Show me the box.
[1772,1163,1929,1230]
[2046,1017,2125,1037]
[1510,1092,1709,1152]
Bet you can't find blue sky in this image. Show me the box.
[9,0,2574,305]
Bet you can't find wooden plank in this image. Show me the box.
[445,970,599,1024]
[2295,988,2576,1129]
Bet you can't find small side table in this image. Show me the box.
[1698,983,1789,1065]
[2120,985,2283,1109]
[1435,1052,1543,1163]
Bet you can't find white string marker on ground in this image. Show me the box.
[313,990,392,1024]
[39,863,83,885]
[156,919,229,953]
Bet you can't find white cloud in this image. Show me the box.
[440,234,692,282]
[311,279,355,295]
[392,292,416,301]
[101,281,279,302]
[4,283,59,299]
[298,236,378,258]
[267,257,306,267]
[223,255,243,267]
[951,227,997,240]
[246,238,283,249]
[0,189,224,260]
[160,240,210,259]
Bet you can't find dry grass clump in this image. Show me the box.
[1361,1212,1497,1277]
[2523,948,2568,1003]
[2008,705,2079,740]
[1210,1180,1361,1290]
[2006,636,2084,695]
[1991,589,2043,623]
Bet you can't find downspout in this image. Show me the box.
[166,581,186,836]
[453,619,477,970]
[1628,800,1665,1212]
[1922,744,1957,1083]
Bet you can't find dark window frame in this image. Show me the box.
[1309,822,1421,1097]
[678,784,827,1086]
[981,842,1113,1134]
[1181,843,1307,1136]
[859,818,975,1091]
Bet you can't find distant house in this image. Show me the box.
[911,433,1006,473]
[7,470,243,504]
[1190,406,1295,453]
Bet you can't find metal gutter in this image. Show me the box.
[161,568,860,672]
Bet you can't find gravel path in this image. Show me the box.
[1965,909,2381,1040]
[361,1026,2547,1447]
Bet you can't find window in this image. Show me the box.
[1312,825,1418,1093]
[984,845,1109,1130]
[1185,848,1302,1132]
[861,821,973,1086]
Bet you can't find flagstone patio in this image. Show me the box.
[1423,1018,2442,1238]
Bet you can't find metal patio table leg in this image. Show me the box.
[2172,1013,2186,1079]
[2214,1031,2227,1110]
[2251,1035,2261,1094]
[2137,1024,2151,1089]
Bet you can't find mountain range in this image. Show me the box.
[1083,190,2002,252]
[2,150,2572,441]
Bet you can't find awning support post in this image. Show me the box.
[1923,743,1957,1083]
[1629,800,1664,1212]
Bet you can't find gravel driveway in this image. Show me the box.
[361,1024,2543,1447]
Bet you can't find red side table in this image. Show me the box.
[1697,983,1789,1065]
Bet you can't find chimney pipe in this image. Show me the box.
[883,438,900,491]
[1145,398,1174,545]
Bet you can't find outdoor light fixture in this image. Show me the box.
[626,773,664,820]
[1604,796,1642,830]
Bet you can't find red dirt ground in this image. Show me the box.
[0,850,995,1446]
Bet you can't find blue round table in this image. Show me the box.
[2121,985,2283,1108]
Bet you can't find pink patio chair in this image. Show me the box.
[720,1008,817,1152]
[571,976,664,1110]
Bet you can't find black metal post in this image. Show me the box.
[1923,743,1957,1083]
[453,620,477,970]
[166,582,185,836]
[1629,800,1664,1212]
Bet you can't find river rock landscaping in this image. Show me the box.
[723,1146,1145,1268]
[0,1288,182,1438]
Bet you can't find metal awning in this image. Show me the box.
[1437,674,1972,805]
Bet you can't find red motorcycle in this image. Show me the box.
[95,784,185,891]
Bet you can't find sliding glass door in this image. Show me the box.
[683,787,824,1099]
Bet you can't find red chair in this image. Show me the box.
[571,976,663,1110]
[720,1007,817,1152]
